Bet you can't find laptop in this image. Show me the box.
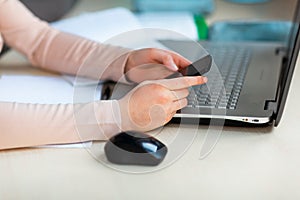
[102,0,300,127]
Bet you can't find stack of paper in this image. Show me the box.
[51,7,198,48]
[0,75,101,104]
[135,12,198,40]
[51,7,143,43]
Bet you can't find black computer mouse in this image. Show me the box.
[104,131,168,166]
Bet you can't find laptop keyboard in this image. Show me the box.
[187,46,252,110]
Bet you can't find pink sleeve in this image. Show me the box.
[0,0,131,82]
[0,101,123,150]
[0,0,129,150]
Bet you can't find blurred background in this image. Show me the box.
[1,0,298,57]
[17,0,297,23]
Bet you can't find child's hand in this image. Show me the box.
[124,48,192,83]
[118,76,207,132]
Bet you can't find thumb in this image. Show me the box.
[162,55,179,72]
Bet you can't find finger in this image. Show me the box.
[158,76,208,90]
[164,52,192,70]
[171,88,189,101]
[151,49,191,71]
[168,51,192,69]
[163,54,179,71]
[165,111,177,124]
[155,51,179,71]
[171,98,188,111]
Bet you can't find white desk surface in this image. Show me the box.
[1,0,300,199]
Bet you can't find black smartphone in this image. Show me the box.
[166,54,212,78]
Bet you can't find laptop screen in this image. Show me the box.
[274,0,300,126]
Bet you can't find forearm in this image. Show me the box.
[25,29,130,81]
[0,100,122,150]
[0,0,130,82]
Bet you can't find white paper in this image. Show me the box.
[135,12,198,40]
[51,7,172,50]
[0,75,74,104]
[36,142,92,148]
[52,8,198,42]
[0,75,101,104]
[62,74,102,86]
[51,7,142,43]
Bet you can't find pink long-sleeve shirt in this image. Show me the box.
[0,0,130,150]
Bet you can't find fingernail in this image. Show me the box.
[169,57,178,71]
[202,77,208,83]
[171,63,179,71]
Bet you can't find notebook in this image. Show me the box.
[102,0,300,126]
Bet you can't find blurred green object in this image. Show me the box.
[194,15,209,40]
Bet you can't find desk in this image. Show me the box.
[1,0,300,199]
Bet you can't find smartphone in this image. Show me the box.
[167,54,212,78]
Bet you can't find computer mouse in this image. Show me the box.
[104,131,168,166]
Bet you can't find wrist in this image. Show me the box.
[91,100,124,139]
[117,98,132,132]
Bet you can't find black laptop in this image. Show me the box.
[102,0,300,127]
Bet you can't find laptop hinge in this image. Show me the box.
[264,100,277,112]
